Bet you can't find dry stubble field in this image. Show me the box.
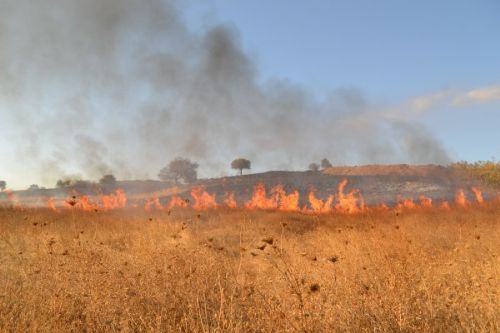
[0,205,499,332]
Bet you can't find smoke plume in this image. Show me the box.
[0,0,450,187]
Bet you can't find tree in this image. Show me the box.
[308,163,320,172]
[321,158,333,169]
[28,184,40,190]
[158,157,199,184]
[231,158,251,175]
[99,174,117,185]
[0,180,6,191]
[56,179,72,188]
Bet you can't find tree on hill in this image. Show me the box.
[308,163,320,172]
[158,157,199,184]
[321,158,333,169]
[0,180,6,191]
[231,158,251,175]
[99,174,117,186]
[56,179,73,188]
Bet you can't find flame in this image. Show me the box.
[191,186,217,210]
[47,198,59,212]
[145,195,162,212]
[63,189,127,211]
[80,195,98,211]
[308,190,334,213]
[419,195,433,208]
[5,179,496,214]
[335,179,365,213]
[272,185,300,211]
[101,189,127,210]
[224,192,237,208]
[5,190,21,208]
[168,196,189,209]
[440,201,450,209]
[456,190,467,207]
[245,183,277,210]
[471,187,484,204]
[396,197,417,210]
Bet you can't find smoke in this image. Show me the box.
[0,0,450,187]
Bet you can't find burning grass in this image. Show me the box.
[0,205,499,332]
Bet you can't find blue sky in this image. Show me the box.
[185,0,500,158]
[0,0,499,189]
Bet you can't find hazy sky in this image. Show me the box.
[0,0,499,189]
[185,0,500,156]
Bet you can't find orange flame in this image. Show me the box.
[47,198,59,212]
[419,195,433,208]
[396,197,417,210]
[191,186,217,210]
[440,201,451,209]
[145,195,163,212]
[456,190,467,207]
[471,187,484,204]
[272,185,300,211]
[101,189,127,210]
[224,192,237,208]
[335,179,365,213]
[245,183,277,210]
[168,196,189,209]
[308,190,334,213]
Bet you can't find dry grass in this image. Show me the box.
[0,205,499,332]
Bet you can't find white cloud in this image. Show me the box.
[452,85,500,106]
[406,84,500,114]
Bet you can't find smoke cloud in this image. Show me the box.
[0,0,450,187]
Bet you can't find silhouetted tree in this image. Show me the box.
[158,157,199,184]
[56,179,72,188]
[0,180,6,191]
[99,174,117,185]
[28,184,40,190]
[321,158,333,169]
[231,158,251,175]
[309,163,320,172]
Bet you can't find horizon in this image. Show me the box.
[0,0,498,189]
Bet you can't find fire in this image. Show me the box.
[168,196,189,209]
[191,186,217,210]
[145,195,162,212]
[47,198,59,212]
[80,195,98,211]
[224,192,237,208]
[4,179,495,214]
[335,179,365,213]
[397,197,417,210]
[101,189,128,210]
[5,190,21,208]
[440,201,451,209]
[63,189,128,211]
[419,195,433,208]
[245,183,277,210]
[308,190,334,213]
[456,190,468,207]
[272,185,300,211]
[471,187,484,204]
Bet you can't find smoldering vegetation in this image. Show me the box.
[0,0,450,186]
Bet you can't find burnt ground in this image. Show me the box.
[2,164,498,208]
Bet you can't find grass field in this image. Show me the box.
[0,205,499,332]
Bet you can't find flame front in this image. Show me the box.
[471,187,484,204]
[191,186,217,210]
[456,190,467,207]
[5,179,493,214]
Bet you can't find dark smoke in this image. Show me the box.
[0,0,450,187]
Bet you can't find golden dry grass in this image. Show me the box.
[0,205,499,332]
